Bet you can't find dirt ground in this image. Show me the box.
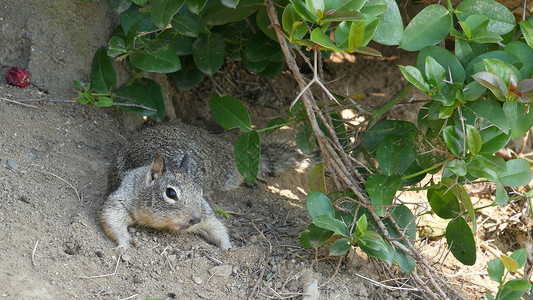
[1,1,531,300]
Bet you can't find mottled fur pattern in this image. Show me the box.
[101,121,310,251]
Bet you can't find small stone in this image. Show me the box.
[26,149,41,162]
[248,235,259,244]
[6,159,18,171]
[192,276,202,285]
[167,254,177,262]
[133,276,142,284]
[121,253,132,262]
[95,251,104,258]
[209,265,232,277]
[2,293,9,297]
[303,279,319,300]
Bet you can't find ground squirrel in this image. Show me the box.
[101,121,310,251]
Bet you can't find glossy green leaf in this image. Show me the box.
[519,20,533,49]
[203,0,263,26]
[376,134,415,175]
[372,0,402,45]
[330,238,351,256]
[107,36,127,58]
[151,0,185,28]
[256,8,277,41]
[455,38,473,68]
[294,121,315,155]
[511,248,527,269]
[112,78,164,122]
[310,28,343,51]
[192,33,226,75]
[306,191,334,218]
[503,102,533,139]
[221,0,239,8]
[154,30,194,55]
[282,3,300,33]
[210,94,251,131]
[171,15,200,37]
[447,159,467,177]
[90,47,117,94]
[502,278,531,291]
[365,174,402,216]
[108,0,132,14]
[170,56,205,90]
[465,125,482,156]
[456,0,515,35]
[94,96,114,107]
[363,120,418,151]
[442,125,465,157]
[400,5,452,51]
[301,224,333,249]
[505,41,533,79]
[398,66,430,93]
[476,152,507,173]
[130,46,181,73]
[494,181,509,205]
[466,98,509,133]
[465,51,521,83]
[245,31,282,62]
[417,46,466,83]
[234,130,260,183]
[187,0,208,14]
[484,58,521,87]
[463,81,486,101]
[446,216,476,265]
[498,159,532,187]
[467,156,498,181]
[427,180,461,219]
[487,258,504,284]
[290,0,316,23]
[120,6,145,35]
[479,126,511,154]
[312,215,351,237]
[425,56,446,92]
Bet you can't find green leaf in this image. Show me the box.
[383,204,416,274]
[154,30,194,55]
[171,15,200,37]
[221,0,239,8]
[465,51,521,83]
[330,238,351,256]
[503,102,533,139]
[425,56,446,92]
[400,5,452,51]
[455,38,473,68]
[90,47,117,94]
[363,120,418,152]
[151,0,185,28]
[312,215,351,237]
[365,174,402,216]
[170,56,205,90]
[355,214,368,237]
[309,164,327,194]
[467,157,498,181]
[301,224,333,249]
[107,36,127,58]
[417,46,466,83]
[505,41,533,79]
[446,159,467,177]
[476,152,507,173]
[487,258,504,284]
[209,94,251,131]
[466,98,509,134]
[398,66,429,93]
[94,96,114,107]
[234,130,260,183]
[245,31,282,62]
[442,125,465,157]
[112,78,165,122]
[372,0,403,45]
[463,81,486,102]
[192,33,226,75]
[446,216,476,265]
[306,191,334,218]
[256,8,277,41]
[305,0,323,18]
[427,180,462,219]
[511,248,527,269]
[519,20,533,49]
[203,0,263,25]
[376,134,415,175]
[290,0,316,23]
[498,159,532,187]
[187,0,208,14]
[130,46,181,73]
[501,254,519,272]
[294,121,315,155]
[108,0,132,14]
[456,0,515,35]
[494,181,509,205]
[502,279,532,291]
[479,126,511,154]
[466,125,482,156]
[310,28,343,52]
[484,58,521,87]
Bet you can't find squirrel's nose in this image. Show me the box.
[189,216,201,225]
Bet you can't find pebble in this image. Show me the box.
[208,265,232,277]
[6,159,18,171]
[192,276,202,285]
[303,279,319,300]
[95,251,104,258]
[121,253,132,262]
[26,149,41,162]
[133,276,142,284]
[167,254,177,262]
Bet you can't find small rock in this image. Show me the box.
[248,235,259,244]
[2,293,9,297]
[133,275,142,284]
[168,292,176,298]
[192,276,202,285]
[303,279,319,300]
[121,253,132,262]
[6,159,18,171]
[95,251,104,258]
[209,265,232,277]
[167,254,177,262]
[26,149,41,162]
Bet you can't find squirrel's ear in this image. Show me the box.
[180,153,190,171]
[147,153,166,182]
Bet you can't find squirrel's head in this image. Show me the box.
[136,153,204,232]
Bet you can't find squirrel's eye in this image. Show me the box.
[166,187,177,199]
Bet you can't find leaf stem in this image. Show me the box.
[368,84,414,128]
[401,161,446,181]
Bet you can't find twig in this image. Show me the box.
[80,254,121,279]
[31,240,39,267]
[36,170,82,202]
[353,272,420,291]
[118,294,139,300]
[0,97,39,108]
